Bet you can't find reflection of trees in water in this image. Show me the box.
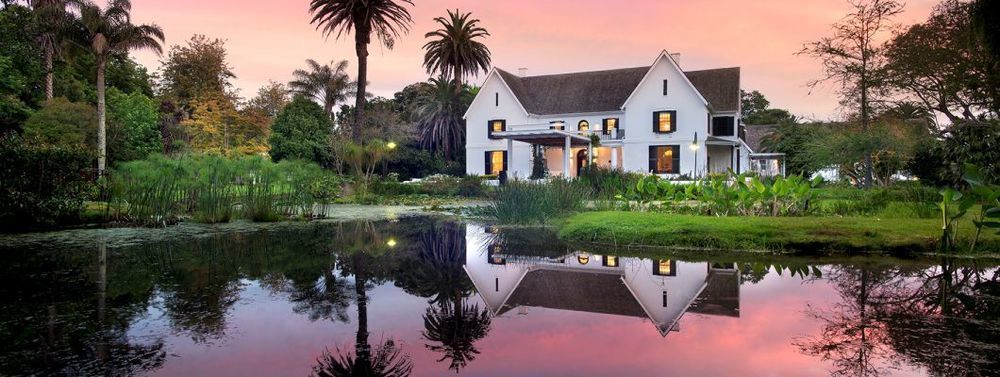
[312,220,414,377]
[285,260,354,323]
[797,261,1000,377]
[396,221,492,373]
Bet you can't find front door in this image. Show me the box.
[576,149,588,176]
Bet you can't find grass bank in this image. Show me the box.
[557,211,1000,254]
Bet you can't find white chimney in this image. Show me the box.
[669,53,681,65]
[518,67,528,76]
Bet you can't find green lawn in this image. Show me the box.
[558,211,1000,254]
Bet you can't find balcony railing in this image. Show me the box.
[506,123,625,141]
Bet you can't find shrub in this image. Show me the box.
[22,97,98,149]
[488,178,587,224]
[269,95,333,165]
[578,166,642,200]
[106,88,163,163]
[0,135,95,228]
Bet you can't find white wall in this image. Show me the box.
[621,53,711,177]
[465,71,533,177]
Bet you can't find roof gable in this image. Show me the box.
[490,52,740,116]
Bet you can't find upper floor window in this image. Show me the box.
[653,111,676,133]
[488,119,506,139]
[711,116,735,136]
[653,259,677,276]
[602,118,618,135]
[662,79,669,95]
[578,120,590,131]
[550,120,565,130]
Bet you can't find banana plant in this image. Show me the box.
[938,188,971,252]
[961,164,1000,252]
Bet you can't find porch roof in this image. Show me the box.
[492,129,592,147]
[705,136,740,146]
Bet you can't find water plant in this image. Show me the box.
[488,178,588,225]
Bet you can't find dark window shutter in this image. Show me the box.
[484,151,492,175]
[652,112,658,133]
[648,146,657,173]
[502,151,508,172]
[495,92,499,106]
[671,146,680,174]
[663,79,669,95]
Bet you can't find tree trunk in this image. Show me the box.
[353,32,369,144]
[353,253,371,366]
[96,56,108,176]
[44,44,54,100]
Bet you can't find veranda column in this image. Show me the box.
[507,137,514,178]
[611,147,619,169]
[563,135,571,178]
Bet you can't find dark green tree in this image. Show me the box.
[269,95,333,164]
[22,97,97,149]
[413,77,474,160]
[422,9,491,92]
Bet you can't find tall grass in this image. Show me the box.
[110,154,342,225]
[488,178,588,225]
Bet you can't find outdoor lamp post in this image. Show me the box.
[690,132,700,178]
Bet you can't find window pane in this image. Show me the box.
[656,146,674,173]
[492,121,503,132]
[490,151,504,175]
[579,121,589,131]
[658,112,672,132]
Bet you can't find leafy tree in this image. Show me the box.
[740,89,769,121]
[289,59,355,120]
[884,0,1000,121]
[799,0,904,187]
[73,0,164,175]
[156,34,234,111]
[269,95,333,164]
[245,81,290,119]
[760,123,824,177]
[22,97,97,149]
[106,87,161,162]
[182,92,267,155]
[911,121,1000,186]
[413,77,473,160]
[309,0,414,143]
[0,4,43,131]
[801,118,928,186]
[422,9,491,92]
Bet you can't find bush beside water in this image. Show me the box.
[0,136,95,228]
[110,154,342,225]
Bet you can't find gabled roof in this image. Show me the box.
[743,124,779,153]
[496,269,647,318]
[493,63,740,116]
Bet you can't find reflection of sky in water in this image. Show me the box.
[1,219,993,377]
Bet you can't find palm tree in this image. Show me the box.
[308,0,413,144]
[31,0,70,100]
[413,77,472,160]
[73,0,163,175]
[289,58,356,120]
[422,9,491,92]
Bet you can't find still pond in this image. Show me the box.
[1,216,998,376]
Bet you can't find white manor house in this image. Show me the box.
[464,50,783,178]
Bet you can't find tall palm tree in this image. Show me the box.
[309,0,413,144]
[289,58,356,120]
[413,77,472,160]
[422,9,491,92]
[73,0,163,175]
[31,0,69,100]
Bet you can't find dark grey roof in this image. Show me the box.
[688,271,740,318]
[495,65,740,115]
[743,124,779,153]
[497,269,647,318]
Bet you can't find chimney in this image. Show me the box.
[669,53,681,65]
[518,67,528,76]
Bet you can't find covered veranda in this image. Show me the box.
[491,129,617,178]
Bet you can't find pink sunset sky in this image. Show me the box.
[129,0,940,120]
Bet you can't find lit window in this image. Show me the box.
[578,120,589,131]
[653,111,676,133]
[603,256,619,267]
[577,253,590,265]
[488,119,506,139]
[654,259,676,276]
[550,121,565,130]
[602,118,618,135]
[484,150,506,176]
[648,145,680,174]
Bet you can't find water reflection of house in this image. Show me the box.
[464,226,739,337]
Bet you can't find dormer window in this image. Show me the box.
[602,118,618,135]
[578,120,590,132]
[488,119,506,139]
[653,111,676,133]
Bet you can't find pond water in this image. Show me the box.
[1,217,998,377]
